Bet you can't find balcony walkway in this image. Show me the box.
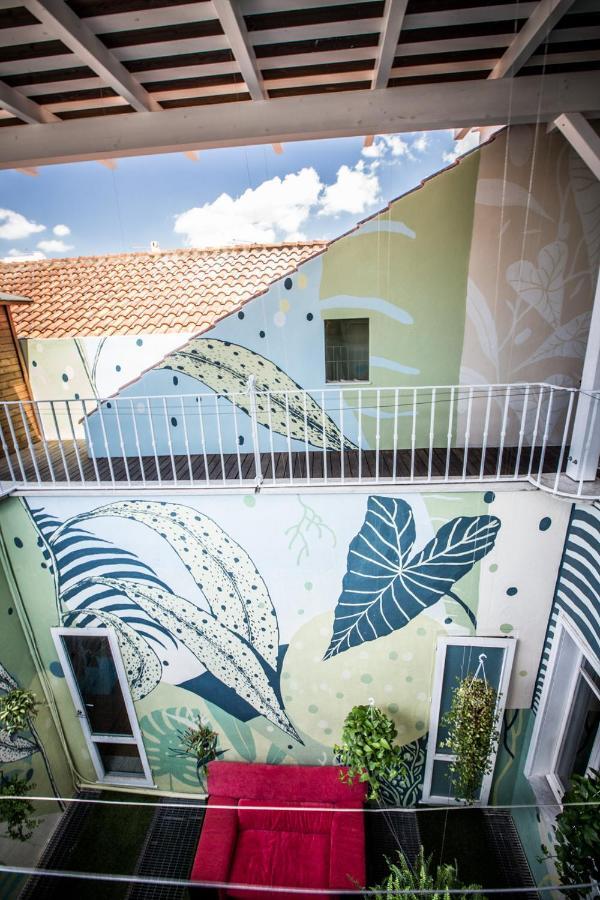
[0,438,573,488]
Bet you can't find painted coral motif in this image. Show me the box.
[325,496,500,659]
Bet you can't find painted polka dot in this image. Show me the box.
[308,704,318,714]
[444,617,453,624]
[170,417,178,427]
[238,435,244,445]
[415,720,425,731]
[336,692,344,700]
[13,537,23,548]
[360,673,372,684]
[297,609,304,615]
[115,364,121,372]
[484,491,495,503]
[306,313,314,321]
[298,274,307,289]
[506,586,518,596]
[172,376,179,386]
[259,330,265,338]
[405,675,413,683]
[500,623,514,633]
[318,720,328,729]
[304,581,313,591]
[61,373,69,382]
[341,670,352,680]
[49,661,64,678]
[387,703,399,714]
[519,670,528,677]
[243,495,256,507]
[136,338,143,346]
[238,311,245,319]
[32,360,37,367]
[416,627,426,636]
[489,563,498,573]
[284,277,293,290]
[539,517,552,531]
[389,651,398,660]
[279,298,290,313]
[274,311,286,327]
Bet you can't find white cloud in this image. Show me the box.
[53,224,71,237]
[412,133,429,153]
[318,161,380,217]
[174,167,322,247]
[442,130,480,164]
[0,209,45,241]
[2,248,47,262]
[37,238,73,253]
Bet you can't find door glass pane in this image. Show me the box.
[97,742,144,776]
[62,634,133,736]
[556,673,600,792]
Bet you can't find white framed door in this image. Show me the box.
[421,636,516,806]
[525,613,600,804]
[52,626,154,787]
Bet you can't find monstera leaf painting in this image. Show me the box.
[157,337,355,451]
[30,500,300,742]
[324,496,500,659]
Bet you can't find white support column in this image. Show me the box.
[567,269,600,482]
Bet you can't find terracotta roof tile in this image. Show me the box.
[0,242,327,340]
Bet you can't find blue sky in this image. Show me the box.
[0,129,476,261]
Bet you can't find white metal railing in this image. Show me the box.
[0,382,598,499]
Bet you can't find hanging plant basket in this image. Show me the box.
[441,675,500,804]
[333,703,407,802]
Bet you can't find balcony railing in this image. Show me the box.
[0,382,598,498]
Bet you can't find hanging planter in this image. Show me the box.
[333,702,407,802]
[441,670,500,804]
[176,715,222,788]
[0,688,37,736]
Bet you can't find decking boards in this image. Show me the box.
[0,439,568,487]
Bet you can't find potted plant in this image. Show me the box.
[441,676,500,803]
[333,703,406,802]
[540,769,599,898]
[372,847,486,899]
[0,771,39,842]
[177,715,220,787]
[0,688,37,736]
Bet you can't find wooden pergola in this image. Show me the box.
[0,0,599,169]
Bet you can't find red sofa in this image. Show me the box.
[190,761,367,899]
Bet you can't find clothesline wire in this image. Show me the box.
[0,864,595,894]
[4,794,600,812]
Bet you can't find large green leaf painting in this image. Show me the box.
[92,577,300,742]
[59,500,279,671]
[158,337,354,451]
[324,496,500,659]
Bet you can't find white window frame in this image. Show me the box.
[323,316,371,385]
[421,635,516,806]
[524,611,600,805]
[52,626,154,788]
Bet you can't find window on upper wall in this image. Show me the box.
[324,318,369,383]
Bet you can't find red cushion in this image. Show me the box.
[237,799,334,834]
[206,761,367,803]
[228,828,330,900]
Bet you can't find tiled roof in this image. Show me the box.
[1,242,327,340]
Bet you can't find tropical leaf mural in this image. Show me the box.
[157,337,355,451]
[27,500,301,743]
[90,576,299,741]
[0,732,37,764]
[57,500,279,671]
[324,496,500,659]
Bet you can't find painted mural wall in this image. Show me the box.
[19,124,599,460]
[0,489,569,809]
[0,548,72,884]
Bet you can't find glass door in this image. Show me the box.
[53,627,153,786]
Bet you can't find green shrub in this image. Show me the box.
[541,768,600,898]
[373,847,486,900]
[0,772,39,842]
[0,689,37,736]
[333,704,406,802]
[441,677,500,803]
[179,716,219,784]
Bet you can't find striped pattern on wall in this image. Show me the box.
[533,504,600,712]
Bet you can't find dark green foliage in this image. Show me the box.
[333,704,406,801]
[541,769,600,898]
[179,716,219,785]
[373,847,486,900]
[441,677,500,803]
[0,689,37,736]
[0,772,39,841]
